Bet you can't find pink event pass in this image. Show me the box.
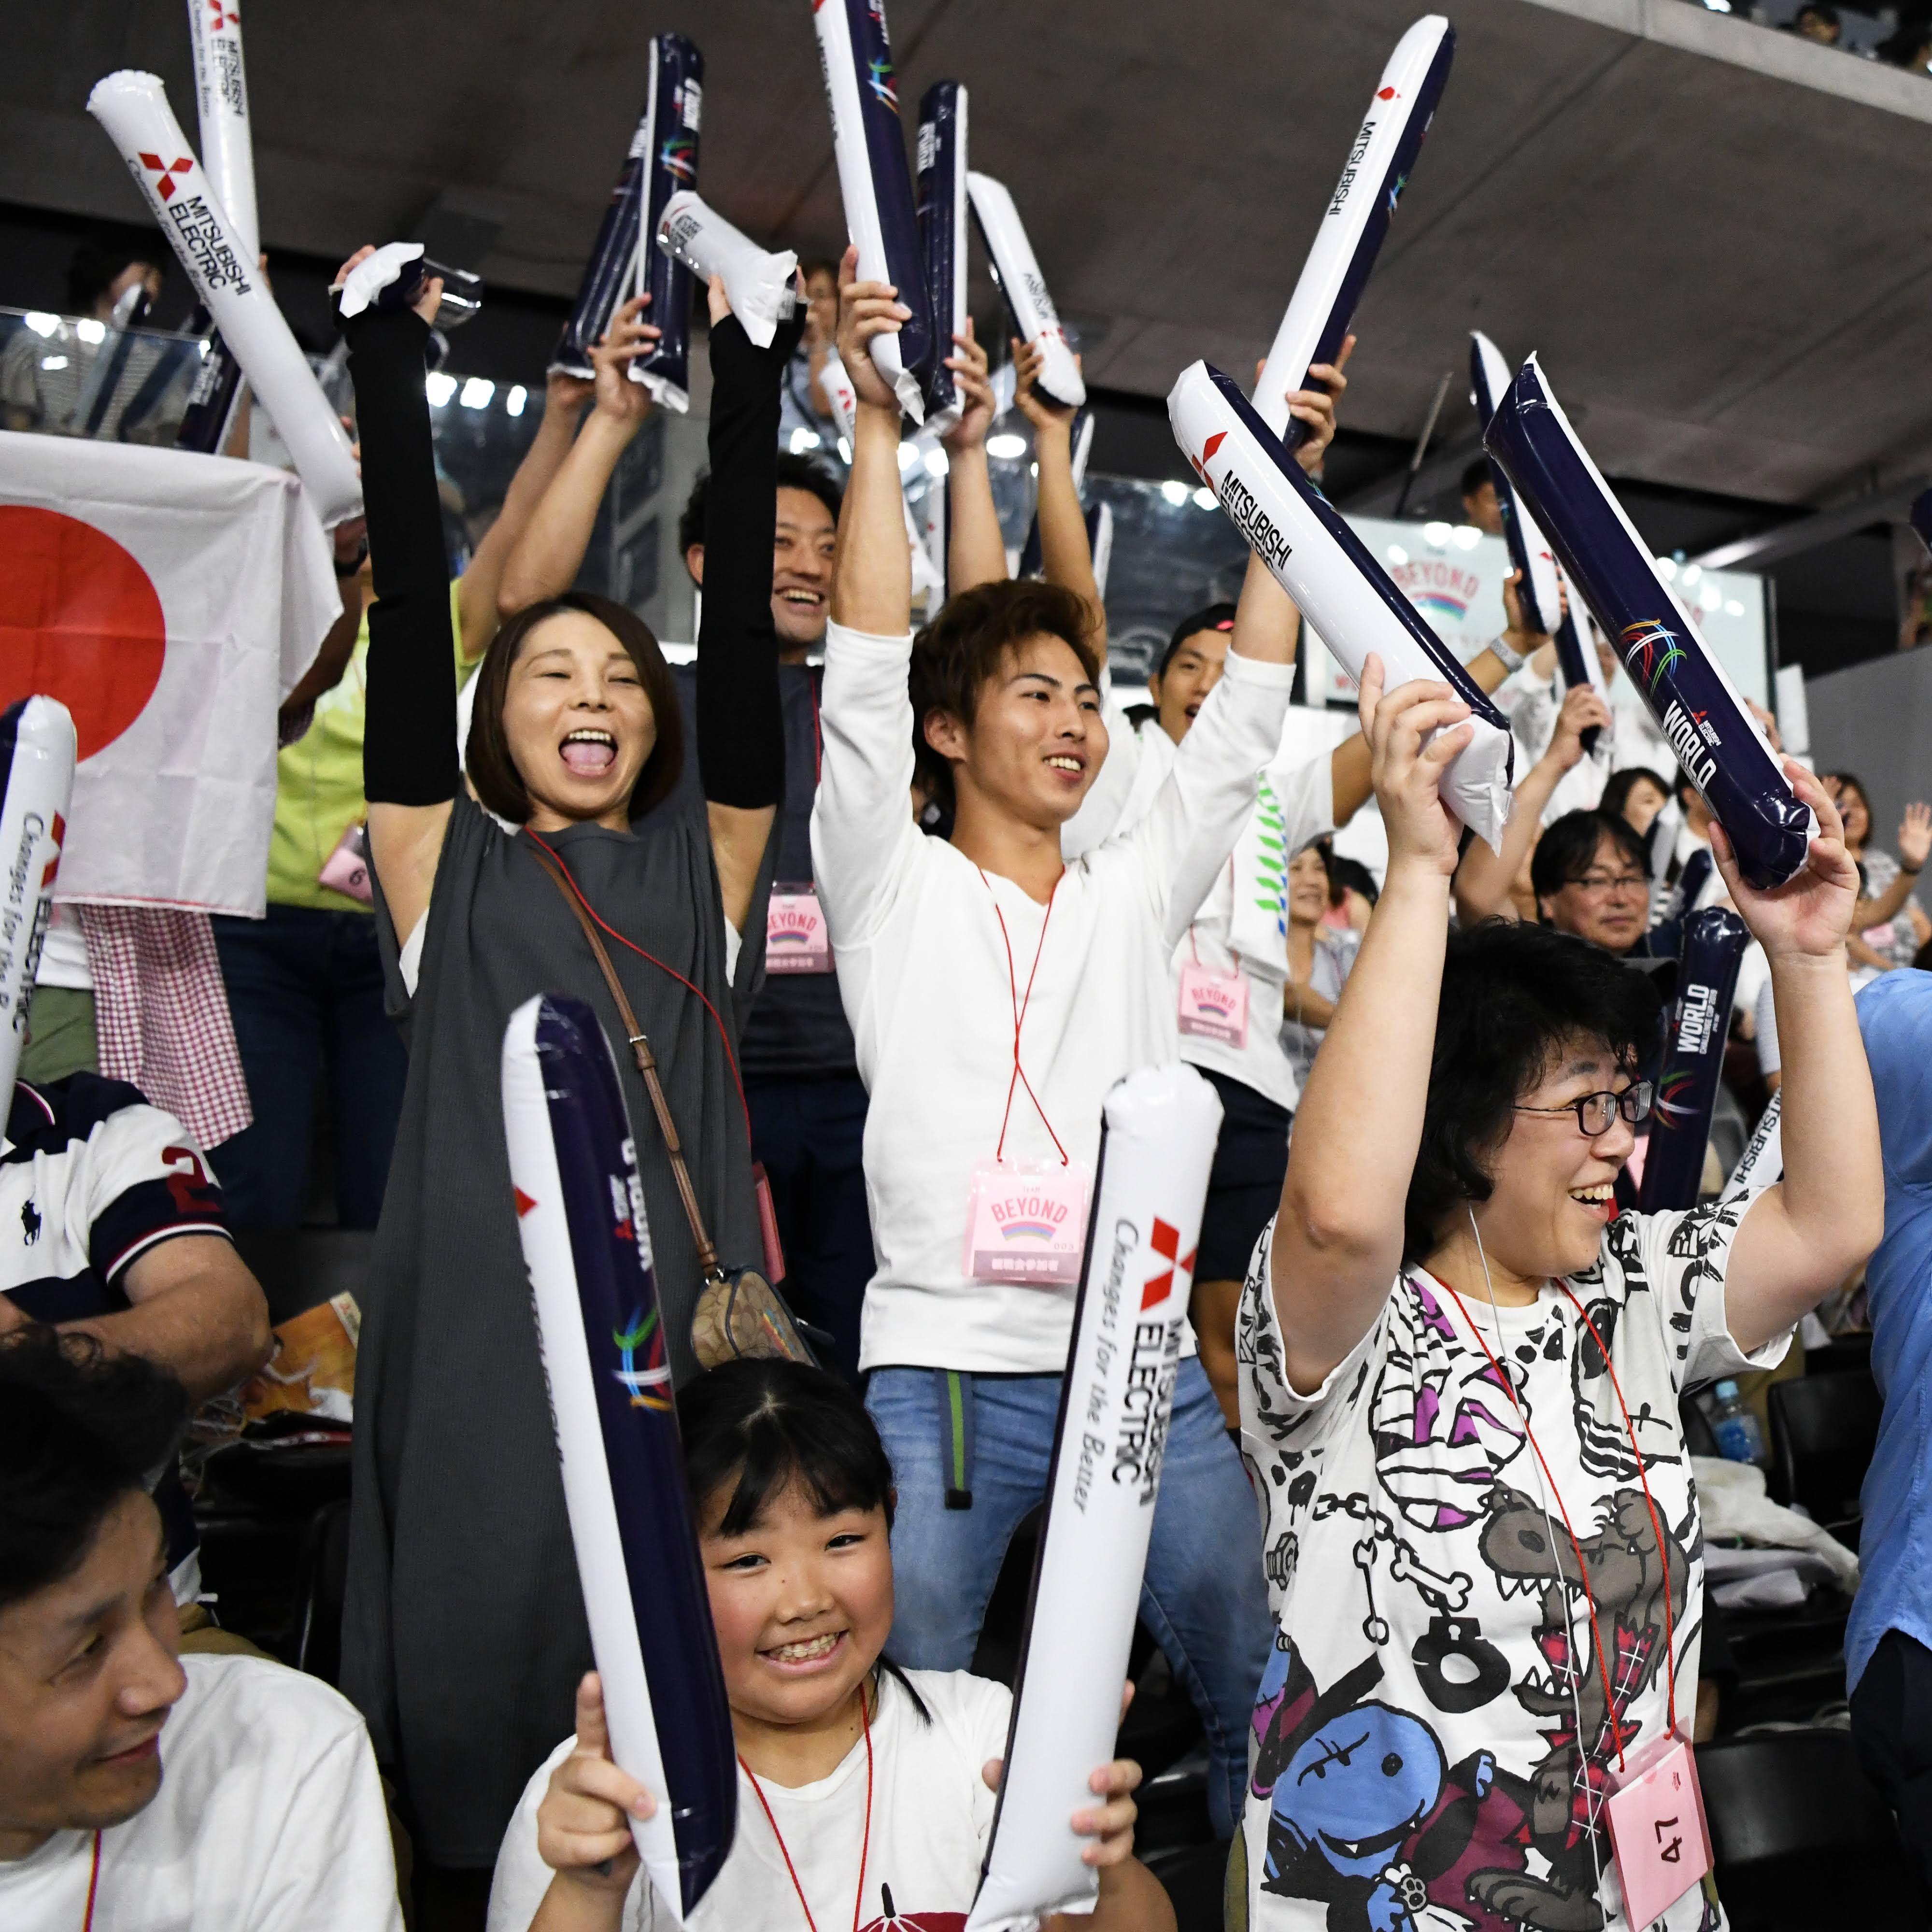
[1177,961,1248,1047]
[766,886,831,974]
[962,1160,1092,1287]
[1604,1733,1712,1928]
[317,823,372,905]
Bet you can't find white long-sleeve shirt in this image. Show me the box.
[811,621,1293,1373]
[1063,706,1334,1115]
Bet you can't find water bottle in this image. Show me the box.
[1710,1378,1768,1467]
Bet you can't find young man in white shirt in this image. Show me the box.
[0,1327,404,1931]
[810,249,1306,1836]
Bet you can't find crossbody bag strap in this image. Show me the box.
[524,836,722,1279]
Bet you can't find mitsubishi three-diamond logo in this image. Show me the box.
[1141,1218,1197,1311]
[139,152,194,200]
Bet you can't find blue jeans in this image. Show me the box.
[747,1074,874,1383]
[209,906,408,1229]
[867,1357,1269,1835]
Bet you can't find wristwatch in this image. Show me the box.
[1488,632,1526,674]
[333,535,370,578]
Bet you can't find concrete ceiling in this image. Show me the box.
[12,0,1932,509]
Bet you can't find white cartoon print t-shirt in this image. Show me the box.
[1233,1198,1789,1932]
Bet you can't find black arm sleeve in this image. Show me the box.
[696,308,806,809]
[344,305,460,808]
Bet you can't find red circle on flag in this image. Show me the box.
[0,508,166,760]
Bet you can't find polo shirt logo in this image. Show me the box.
[20,1198,39,1244]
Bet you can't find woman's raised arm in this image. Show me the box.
[339,245,459,945]
[698,281,801,934]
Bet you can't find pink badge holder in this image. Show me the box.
[766,884,832,974]
[1177,959,1249,1046]
[318,823,373,904]
[1603,1730,1713,1927]
[961,1159,1092,1287]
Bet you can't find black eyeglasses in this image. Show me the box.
[1513,1080,1653,1137]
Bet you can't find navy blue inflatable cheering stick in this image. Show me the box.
[1486,356,1813,889]
[1638,908,1748,1213]
[815,0,936,418]
[916,81,969,432]
[551,35,703,389]
[501,994,734,1919]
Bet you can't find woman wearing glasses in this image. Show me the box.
[1226,659,1881,1932]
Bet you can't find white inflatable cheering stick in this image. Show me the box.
[88,73,363,527]
[0,701,76,1103]
[185,0,257,263]
[1256,15,1454,445]
[966,1065,1223,1932]
[1169,361,1515,849]
[655,192,796,350]
[966,171,1085,412]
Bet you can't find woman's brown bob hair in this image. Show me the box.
[464,593,684,824]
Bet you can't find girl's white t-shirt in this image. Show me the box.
[487,1670,1023,1932]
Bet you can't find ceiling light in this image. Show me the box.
[789,426,820,453]
[1386,544,1409,566]
[987,432,1026,460]
[1681,563,1702,586]
[924,447,949,477]
[1160,480,1189,507]
[1725,599,1745,617]
[24,312,59,338]
[897,442,918,473]
[425,371,457,407]
[1452,524,1481,550]
[40,355,69,371]
[1699,581,1722,612]
[1423,521,1451,548]
[1193,487,1216,511]
[75,319,105,345]
[837,437,852,464]
[505,385,527,418]
[1656,555,1677,580]
[458,377,494,410]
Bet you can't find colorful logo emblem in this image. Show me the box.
[659,135,696,183]
[1141,1218,1197,1312]
[1620,620,1684,693]
[867,56,897,111]
[138,152,194,200]
[1190,431,1225,485]
[1386,170,1409,214]
[1000,1217,1059,1243]
[1653,1070,1699,1130]
[1410,591,1467,625]
[207,0,240,28]
[613,1305,672,1409]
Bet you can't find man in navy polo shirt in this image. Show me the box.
[0,1071,271,1613]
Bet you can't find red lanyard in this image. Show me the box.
[1186,857,1238,967]
[81,1831,100,1931]
[1435,1275,1681,1763]
[739,1682,874,1932]
[525,831,752,1144]
[808,674,823,785]
[977,868,1069,1165]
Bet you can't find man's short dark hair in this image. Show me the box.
[909,579,1098,807]
[64,228,167,318]
[797,257,840,285]
[1156,602,1236,681]
[1460,457,1494,501]
[1530,810,1649,908]
[1404,921,1662,1263]
[678,455,843,557]
[0,1329,188,1611]
[1797,3,1839,23]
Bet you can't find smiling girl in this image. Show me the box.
[331,251,797,1871]
[486,1362,1172,1932]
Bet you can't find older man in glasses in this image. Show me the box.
[1531,809,1683,960]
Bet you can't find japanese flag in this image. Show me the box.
[0,431,339,917]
